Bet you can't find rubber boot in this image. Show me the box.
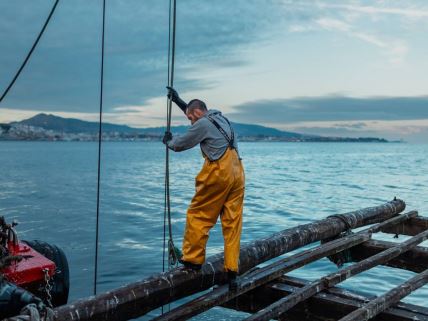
[178,258,202,271]
[228,271,238,291]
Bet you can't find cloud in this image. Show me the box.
[0,0,284,112]
[316,18,351,32]
[313,16,409,64]
[286,119,428,142]
[1,0,427,124]
[318,3,428,19]
[352,32,408,64]
[283,1,428,64]
[285,1,428,19]
[288,124,378,138]
[331,122,367,129]
[229,96,428,123]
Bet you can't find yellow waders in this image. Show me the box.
[182,147,245,272]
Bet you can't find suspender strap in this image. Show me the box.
[206,114,235,148]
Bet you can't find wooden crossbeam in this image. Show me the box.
[245,225,428,321]
[338,268,428,321]
[350,239,428,273]
[381,215,428,236]
[53,199,405,321]
[224,275,428,321]
[364,211,417,233]
[152,211,416,321]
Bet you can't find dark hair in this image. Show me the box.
[186,99,207,112]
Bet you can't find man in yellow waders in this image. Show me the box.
[163,87,245,290]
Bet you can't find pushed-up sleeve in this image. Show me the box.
[167,118,208,152]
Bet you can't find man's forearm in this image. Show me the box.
[167,120,206,151]
[174,96,187,113]
[167,135,192,152]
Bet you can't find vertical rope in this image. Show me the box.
[163,0,173,276]
[0,0,60,104]
[163,0,177,272]
[167,0,177,131]
[94,0,106,296]
[162,0,176,314]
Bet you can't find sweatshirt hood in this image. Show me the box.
[207,109,221,116]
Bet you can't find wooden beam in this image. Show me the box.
[350,239,428,273]
[338,268,428,321]
[52,199,405,321]
[245,226,428,321]
[223,275,428,321]
[152,211,416,321]
[381,216,428,236]
[365,211,417,233]
[323,228,428,288]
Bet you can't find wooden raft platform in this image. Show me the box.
[49,198,428,321]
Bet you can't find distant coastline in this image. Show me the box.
[0,113,390,143]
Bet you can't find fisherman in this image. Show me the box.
[163,87,245,290]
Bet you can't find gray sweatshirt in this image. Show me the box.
[167,109,239,161]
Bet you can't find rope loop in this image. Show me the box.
[322,214,355,267]
[5,303,54,321]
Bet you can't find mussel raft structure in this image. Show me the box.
[6,198,428,321]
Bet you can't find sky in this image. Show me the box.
[0,0,427,142]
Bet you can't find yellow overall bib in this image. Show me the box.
[182,147,245,272]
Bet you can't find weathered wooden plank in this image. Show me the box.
[152,211,416,321]
[273,283,428,321]
[323,211,418,268]
[350,239,428,273]
[381,215,428,236]
[323,228,428,287]
[223,275,428,321]
[52,199,405,321]
[338,268,428,321]
[245,227,428,321]
[276,276,428,321]
[365,211,417,233]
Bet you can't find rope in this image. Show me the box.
[163,0,173,276]
[4,303,54,321]
[0,0,60,104]
[322,214,354,267]
[328,214,353,230]
[163,0,179,274]
[161,0,177,314]
[94,0,106,296]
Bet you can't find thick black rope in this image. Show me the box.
[168,0,178,265]
[322,214,354,267]
[163,0,173,276]
[163,0,178,274]
[162,2,174,314]
[94,0,106,296]
[0,0,60,104]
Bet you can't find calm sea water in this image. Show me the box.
[1,141,427,320]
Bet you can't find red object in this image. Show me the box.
[2,241,56,287]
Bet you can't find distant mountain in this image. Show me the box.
[13,113,136,134]
[12,113,307,138]
[139,123,307,138]
[1,113,388,142]
[231,123,305,138]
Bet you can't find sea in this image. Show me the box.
[1,141,427,320]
